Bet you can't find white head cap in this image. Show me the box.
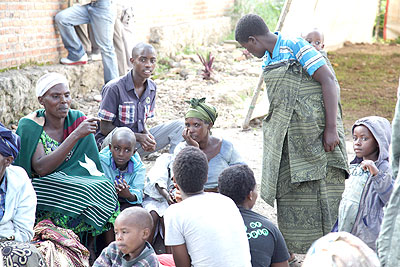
[36,72,69,97]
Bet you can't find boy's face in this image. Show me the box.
[239,36,266,58]
[114,216,146,259]
[130,48,157,80]
[304,31,324,51]
[110,136,136,169]
[352,125,379,161]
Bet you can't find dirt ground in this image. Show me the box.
[75,41,399,259]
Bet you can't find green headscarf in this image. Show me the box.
[185,97,218,124]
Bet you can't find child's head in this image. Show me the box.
[303,28,325,51]
[235,14,270,58]
[114,207,153,259]
[109,127,136,170]
[302,232,380,267]
[130,42,157,79]
[351,116,391,163]
[172,146,208,194]
[218,164,257,209]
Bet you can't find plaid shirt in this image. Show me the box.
[0,173,7,222]
[93,241,159,267]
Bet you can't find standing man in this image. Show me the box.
[55,0,118,84]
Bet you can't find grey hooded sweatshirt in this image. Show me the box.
[338,116,393,251]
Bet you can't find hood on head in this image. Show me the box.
[351,116,391,167]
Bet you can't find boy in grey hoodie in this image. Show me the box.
[337,116,393,251]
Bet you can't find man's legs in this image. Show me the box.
[137,120,185,157]
[55,5,89,61]
[88,0,118,84]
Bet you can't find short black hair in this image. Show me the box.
[235,14,270,43]
[173,146,208,193]
[218,164,256,205]
[131,42,156,58]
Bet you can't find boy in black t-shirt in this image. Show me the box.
[219,164,290,267]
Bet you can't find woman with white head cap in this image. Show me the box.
[14,72,119,263]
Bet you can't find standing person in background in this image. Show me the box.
[55,0,118,84]
[234,14,349,263]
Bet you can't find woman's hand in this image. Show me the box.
[182,128,199,148]
[73,117,100,139]
[136,133,156,152]
[360,160,379,176]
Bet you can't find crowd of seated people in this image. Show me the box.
[3,12,400,267]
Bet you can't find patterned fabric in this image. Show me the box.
[0,240,46,267]
[262,32,325,76]
[260,61,348,206]
[276,166,346,253]
[260,47,348,253]
[93,241,159,267]
[0,122,20,159]
[39,131,73,161]
[14,109,119,233]
[184,97,218,124]
[98,109,116,121]
[0,175,6,222]
[33,219,89,267]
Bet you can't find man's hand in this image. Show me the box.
[182,128,199,148]
[323,126,339,152]
[136,133,156,152]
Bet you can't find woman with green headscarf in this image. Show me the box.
[142,97,244,247]
[176,97,244,191]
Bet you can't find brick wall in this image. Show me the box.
[0,0,234,70]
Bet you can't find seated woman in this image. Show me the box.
[142,97,244,246]
[0,123,46,266]
[14,73,119,260]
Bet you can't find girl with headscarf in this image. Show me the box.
[0,123,46,266]
[14,72,119,262]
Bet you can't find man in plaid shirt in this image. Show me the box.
[96,43,184,156]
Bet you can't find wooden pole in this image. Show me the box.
[242,73,264,129]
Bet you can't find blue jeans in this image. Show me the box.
[55,0,118,83]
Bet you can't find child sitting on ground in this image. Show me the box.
[93,207,159,266]
[337,116,394,250]
[100,127,146,210]
[218,164,290,267]
[164,146,252,267]
[142,153,176,250]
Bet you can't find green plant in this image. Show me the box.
[226,0,285,41]
[152,57,172,79]
[197,52,214,80]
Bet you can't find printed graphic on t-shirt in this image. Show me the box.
[245,221,270,239]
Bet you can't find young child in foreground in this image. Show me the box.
[100,127,146,210]
[164,146,252,267]
[218,164,290,267]
[337,116,393,250]
[93,207,159,266]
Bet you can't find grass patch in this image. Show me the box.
[0,61,52,73]
[329,50,400,133]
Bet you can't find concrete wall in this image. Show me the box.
[0,0,234,70]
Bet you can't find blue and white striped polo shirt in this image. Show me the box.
[262,32,326,76]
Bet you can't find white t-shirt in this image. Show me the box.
[164,192,252,267]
